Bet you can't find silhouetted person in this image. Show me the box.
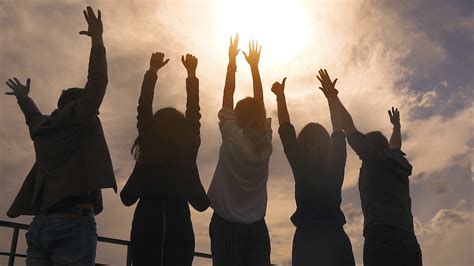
[317,69,422,266]
[271,73,355,266]
[120,52,209,266]
[207,34,273,266]
[4,6,116,265]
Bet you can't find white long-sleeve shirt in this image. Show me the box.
[208,107,273,224]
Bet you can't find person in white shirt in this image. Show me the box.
[207,34,273,266]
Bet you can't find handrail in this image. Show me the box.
[0,219,212,265]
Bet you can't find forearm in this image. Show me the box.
[137,71,157,131]
[250,66,264,104]
[333,96,357,133]
[91,35,104,47]
[186,76,201,134]
[389,126,402,149]
[222,62,236,108]
[327,97,343,131]
[276,94,290,125]
[17,96,42,127]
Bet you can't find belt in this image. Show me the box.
[46,206,94,218]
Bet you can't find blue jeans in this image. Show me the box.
[25,213,97,266]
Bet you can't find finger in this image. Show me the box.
[324,69,331,80]
[258,45,262,54]
[79,31,90,36]
[333,78,338,86]
[5,92,15,95]
[181,55,185,65]
[282,77,287,87]
[388,110,392,117]
[163,59,170,66]
[87,6,97,20]
[6,81,15,89]
[319,87,324,92]
[242,51,248,60]
[98,10,101,21]
[13,77,22,86]
[248,41,251,54]
[230,36,232,47]
[317,76,323,83]
[26,78,31,88]
[236,49,241,55]
[83,10,90,23]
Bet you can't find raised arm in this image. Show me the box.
[5,78,44,130]
[69,6,108,124]
[243,40,266,122]
[316,69,342,131]
[136,52,169,133]
[271,77,290,125]
[181,54,201,136]
[317,69,357,133]
[388,107,402,149]
[222,34,240,109]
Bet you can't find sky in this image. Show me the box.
[0,0,473,265]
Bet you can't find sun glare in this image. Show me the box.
[217,0,309,63]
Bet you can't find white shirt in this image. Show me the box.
[208,107,273,223]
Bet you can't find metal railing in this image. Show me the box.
[0,220,212,265]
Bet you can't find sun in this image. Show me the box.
[217,0,309,63]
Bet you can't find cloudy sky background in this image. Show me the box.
[0,0,472,265]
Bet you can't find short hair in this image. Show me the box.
[57,87,83,109]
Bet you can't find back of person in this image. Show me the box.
[358,149,414,233]
[273,70,355,266]
[208,107,272,223]
[209,35,273,266]
[121,52,208,266]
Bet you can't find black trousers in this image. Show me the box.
[292,225,355,266]
[130,200,195,266]
[209,212,271,266]
[364,226,422,266]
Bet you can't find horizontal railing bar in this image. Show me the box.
[0,252,26,258]
[0,219,213,260]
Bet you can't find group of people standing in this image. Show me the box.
[4,6,422,266]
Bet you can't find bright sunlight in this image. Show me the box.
[217,0,309,62]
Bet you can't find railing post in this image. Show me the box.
[8,227,20,266]
[126,244,132,266]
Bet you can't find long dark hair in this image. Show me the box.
[131,107,197,163]
[234,97,270,154]
[297,122,334,167]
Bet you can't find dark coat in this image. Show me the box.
[7,45,117,218]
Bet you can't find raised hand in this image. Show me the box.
[271,77,287,97]
[317,69,338,98]
[228,33,240,63]
[79,6,103,44]
[181,54,198,78]
[5,78,31,99]
[388,107,401,128]
[149,52,170,73]
[243,40,262,68]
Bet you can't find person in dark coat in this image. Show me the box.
[120,52,209,266]
[5,6,116,265]
[271,73,355,266]
[317,69,422,266]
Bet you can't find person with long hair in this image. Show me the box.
[318,69,422,266]
[120,52,209,266]
[207,34,273,266]
[271,73,355,265]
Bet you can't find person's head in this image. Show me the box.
[297,122,332,163]
[57,87,84,109]
[132,107,193,161]
[234,97,264,129]
[365,131,389,154]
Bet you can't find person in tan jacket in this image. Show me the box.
[4,6,116,265]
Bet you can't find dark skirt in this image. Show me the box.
[209,212,271,266]
[292,225,355,266]
[130,199,195,266]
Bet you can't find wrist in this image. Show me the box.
[250,65,259,71]
[16,94,28,100]
[276,93,285,100]
[187,70,196,78]
[393,125,401,130]
[91,35,104,46]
